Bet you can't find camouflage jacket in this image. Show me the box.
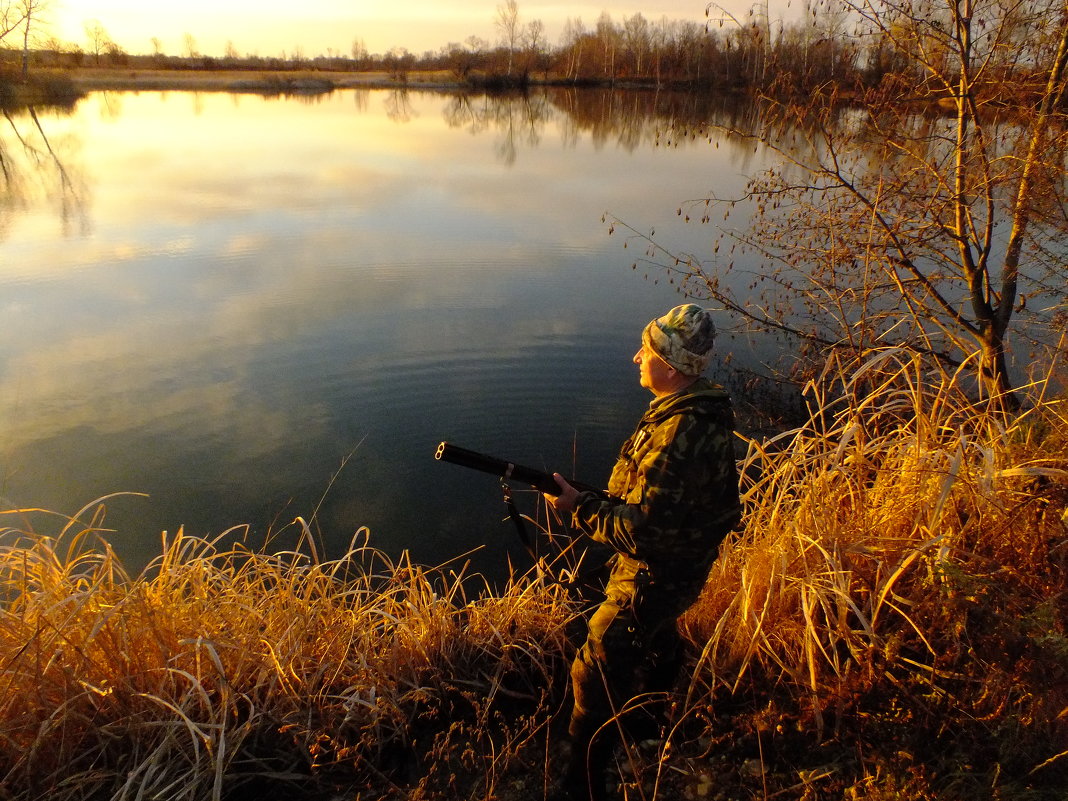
[571,377,742,617]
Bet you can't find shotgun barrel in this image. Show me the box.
[434,441,605,497]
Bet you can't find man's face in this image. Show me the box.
[633,343,677,396]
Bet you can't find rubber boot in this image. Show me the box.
[556,731,611,801]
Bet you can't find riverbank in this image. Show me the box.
[0,67,472,108]
[3,66,689,107]
[2,351,1065,801]
[58,66,465,93]
[0,67,461,106]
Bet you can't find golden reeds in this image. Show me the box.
[0,517,574,800]
[679,347,1068,791]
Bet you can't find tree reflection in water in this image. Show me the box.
[2,86,762,241]
[1,105,86,238]
[442,86,766,165]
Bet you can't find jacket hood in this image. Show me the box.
[644,377,731,424]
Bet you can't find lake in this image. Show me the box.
[0,86,775,579]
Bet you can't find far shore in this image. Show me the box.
[9,66,688,105]
[49,66,467,93]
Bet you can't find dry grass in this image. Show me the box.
[1,346,1066,800]
[41,67,461,93]
[0,517,575,800]
[675,347,1068,799]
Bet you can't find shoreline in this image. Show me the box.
[6,66,702,106]
[1,67,471,108]
[47,67,466,93]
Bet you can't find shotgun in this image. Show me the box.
[434,441,607,498]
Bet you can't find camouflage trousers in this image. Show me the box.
[567,589,683,747]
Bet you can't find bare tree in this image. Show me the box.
[495,0,520,76]
[14,0,49,78]
[0,0,30,44]
[525,19,544,58]
[649,17,673,86]
[83,18,112,65]
[707,0,782,86]
[628,0,1067,407]
[351,36,368,68]
[595,11,619,78]
[466,34,489,54]
[622,13,650,76]
[384,46,413,82]
[560,17,587,81]
[183,31,198,59]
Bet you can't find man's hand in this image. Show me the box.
[543,472,581,513]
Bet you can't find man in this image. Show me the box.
[544,304,742,801]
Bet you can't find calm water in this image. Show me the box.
[0,87,772,577]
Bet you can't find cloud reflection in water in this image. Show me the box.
[0,88,753,576]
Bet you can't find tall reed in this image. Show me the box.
[0,516,574,800]
[678,347,1067,793]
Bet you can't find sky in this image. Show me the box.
[48,1,799,59]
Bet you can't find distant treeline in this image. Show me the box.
[3,2,1063,108]
[0,7,1000,95]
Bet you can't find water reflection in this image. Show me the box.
[0,87,772,578]
[1,107,87,237]
[3,86,767,243]
[443,92,554,165]
[383,89,415,123]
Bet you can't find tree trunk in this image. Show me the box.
[21,5,31,81]
[979,326,1019,411]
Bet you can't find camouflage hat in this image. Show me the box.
[642,304,716,376]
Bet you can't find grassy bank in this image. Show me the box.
[1,348,1066,800]
[0,70,82,108]
[0,67,465,107]
[3,66,668,101]
[47,67,464,93]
